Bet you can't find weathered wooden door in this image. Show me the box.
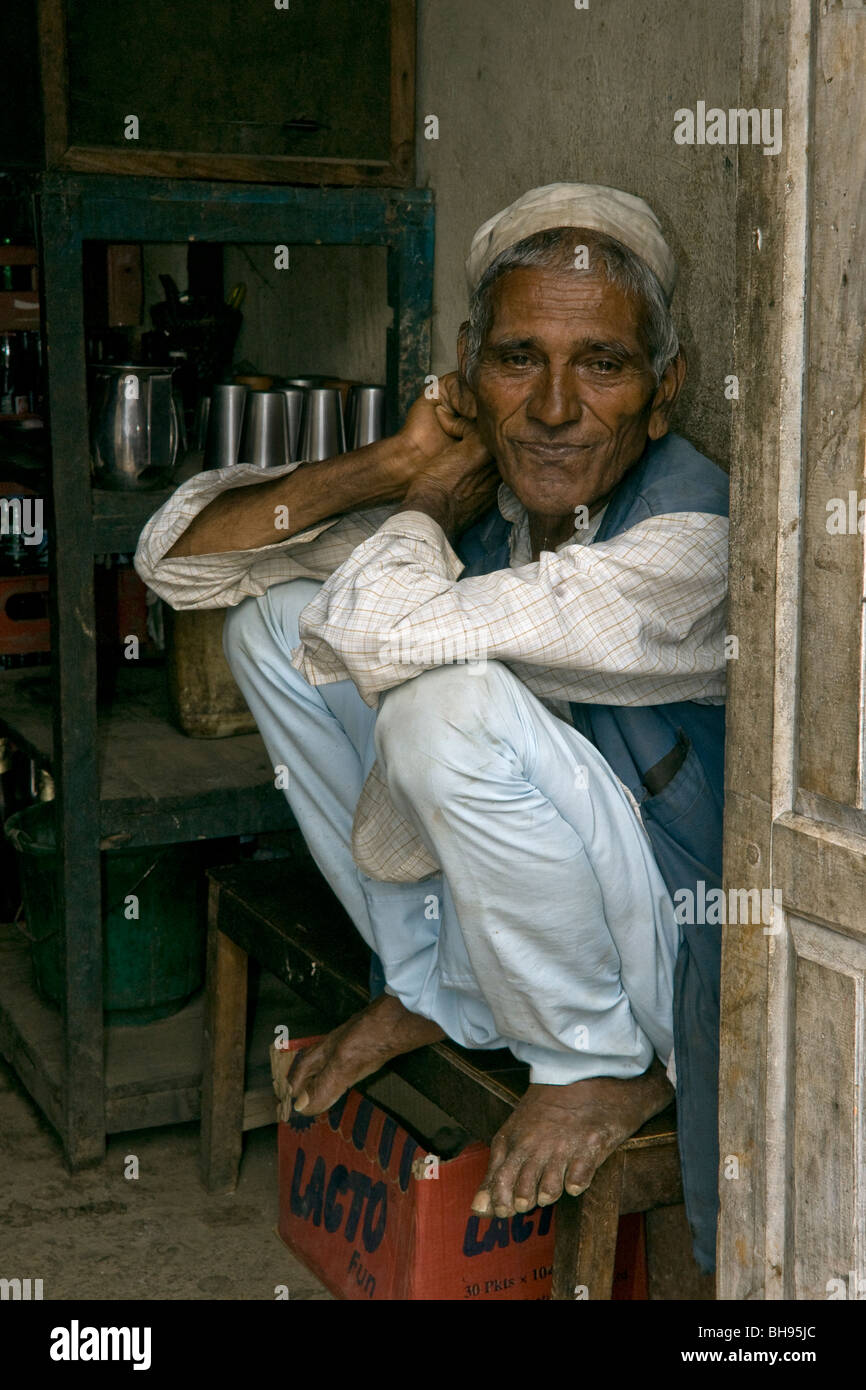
[719,0,866,1299]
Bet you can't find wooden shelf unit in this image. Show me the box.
[0,664,296,848]
[0,922,320,1139]
[0,170,434,1166]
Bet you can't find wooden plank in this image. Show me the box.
[774,811,866,944]
[619,1126,682,1215]
[0,920,314,1134]
[797,4,866,805]
[0,924,64,1133]
[387,198,435,426]
[551,1152,624,1301]
[105,1084,201,1133]
[795,787,866,844]
[389,0,417,184]
[36,0,69,168]
[40,179,106,1169]
[0,665,296,845]
[91,483,176,554]
[790,920,866,1299]
[200,885,249,1193]
[717,0,795,1300]
[391,1045,523,1144]
[44,172,433,244]
[53,149,403,188]
[241,1087,278,1132]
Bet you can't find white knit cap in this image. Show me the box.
[465,182,677,300]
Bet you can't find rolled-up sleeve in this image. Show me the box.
[292,509,729,707]
[133,460,398,610]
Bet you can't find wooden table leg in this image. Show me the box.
[551,1150,625,1300]
[200,880,249,1193]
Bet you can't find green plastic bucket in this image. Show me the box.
[5,802,207,1025]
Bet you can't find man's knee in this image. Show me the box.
[375,661,516,786]
[223,578,322,672]
[222,595,263,673]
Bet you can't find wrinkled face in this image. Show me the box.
[464,266,675,519]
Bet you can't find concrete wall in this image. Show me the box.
[415,0,743,466]
[144,0,743,465]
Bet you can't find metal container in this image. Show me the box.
[194,393,212,451]
[89,364,180,490]
[298,386,346,462]
[237,389,292,468]
[277,387,306,462]
[204,383,248,470]
[345,384,387,449]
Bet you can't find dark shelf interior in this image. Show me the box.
[0,921,319,1138]
[0,662,295,847]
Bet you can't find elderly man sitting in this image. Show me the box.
[136,183,728,1274]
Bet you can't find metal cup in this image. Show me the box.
[284,375,324,390]
[204,383,247,470]
[345,384,386,449]
[194,394,211,451]
[237,389,292,469]
[298,387,346,462]
[277,387,306,462]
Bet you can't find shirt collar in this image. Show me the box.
[497,482,609,557]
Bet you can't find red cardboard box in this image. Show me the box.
[275,1037,648,1301]
[275,1037,555,1301]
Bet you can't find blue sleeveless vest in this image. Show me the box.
[456,432,729,1273]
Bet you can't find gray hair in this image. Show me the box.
[461,226,679,388]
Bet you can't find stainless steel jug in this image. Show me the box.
[90,364,181,490]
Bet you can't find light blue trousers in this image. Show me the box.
[223,578,679,1086]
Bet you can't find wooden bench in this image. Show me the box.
[199,859,683,1300]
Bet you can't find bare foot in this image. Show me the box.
[289,994,445,1115]
[471,1058,674,1217]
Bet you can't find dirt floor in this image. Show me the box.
[0,1049,331,1302]
[0,1045,714,1302]
[0,924,713,1303]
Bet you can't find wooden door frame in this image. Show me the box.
[720,0,866,1298]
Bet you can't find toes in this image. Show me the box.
[471,1136,512,1216]
[512,1158,545,1213]
[481,1143,536,1218]
[286,1041,337,1113]
[470,1189,492,1217]
[564,1153,593,1198]
[285,1043,322,1097]
[536,1154,569,1207]
[490,1152,529,1217]
[293,1067,345,1115]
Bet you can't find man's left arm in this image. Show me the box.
[290,508,729,707]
